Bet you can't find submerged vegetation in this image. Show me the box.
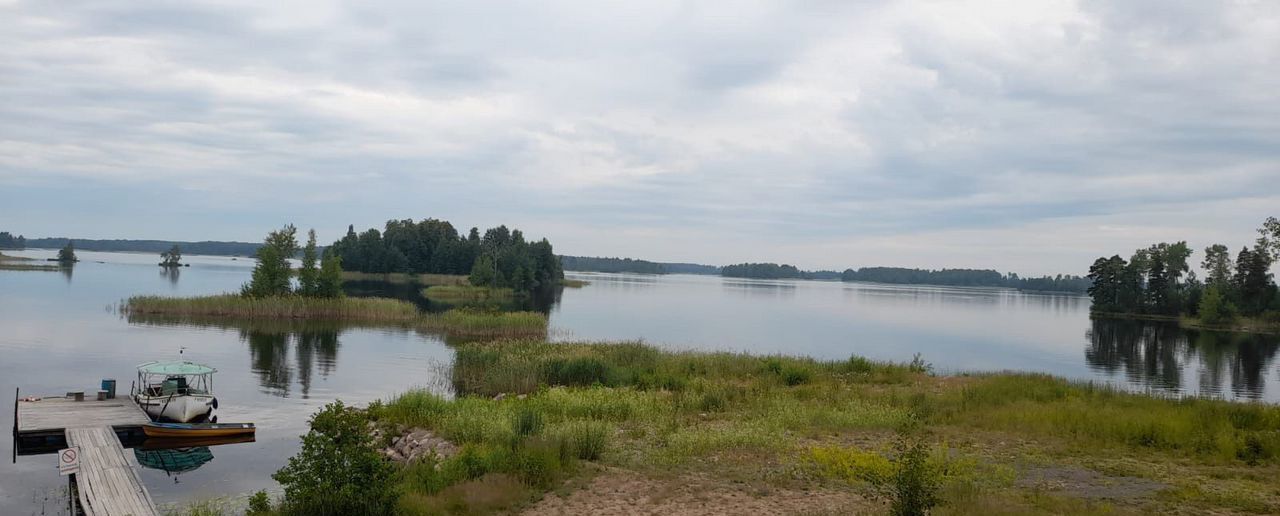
[239,339,1280,515]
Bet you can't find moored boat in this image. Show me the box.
[142,422,256,438]
[133,361,219,423]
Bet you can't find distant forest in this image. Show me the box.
[0,232,26,249]
[718,261,1089,292]
[330,220,562,293]
[558,255,720,275]
[843,267,1090,292]
[12,236,262,256]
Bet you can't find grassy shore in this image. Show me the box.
[560,278,590,288]
[0,251,61,271]
[419,310,548,338]
[122,295,548,338]
[125,294,420,321]
[355,340,1280,515]
[421,285,514,303]
[1093,311,1280,335]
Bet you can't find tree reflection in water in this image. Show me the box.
[1086,318,1279,399]
[244,328,339,398]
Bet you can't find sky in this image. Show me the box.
[1,0,1278,276]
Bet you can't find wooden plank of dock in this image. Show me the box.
[65,426,159,516]
[16,397,150,435]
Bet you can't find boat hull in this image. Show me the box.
[135,394,216,423]
[143,422,256,438]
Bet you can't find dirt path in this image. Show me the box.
[521,467,875,516]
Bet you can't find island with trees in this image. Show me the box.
[122,223,551,339]
[159,245,187,267]
[1086,216,1279,333]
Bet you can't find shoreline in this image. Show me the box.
[169,339,1280,516]
[1091,311,1280,336]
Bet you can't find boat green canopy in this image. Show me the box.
[137,361,217,376]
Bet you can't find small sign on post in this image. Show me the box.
[58,446,80,476]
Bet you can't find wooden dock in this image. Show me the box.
[66,426,159,516]
[14,392,158,516]
[16,396,151,438]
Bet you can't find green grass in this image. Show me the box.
[124,294,420,321]
[560,278,590,288]
[364,340,1280,515]
[419,310,548,338]
[421,285,514,303]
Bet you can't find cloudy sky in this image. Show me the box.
[1,0,1277,275]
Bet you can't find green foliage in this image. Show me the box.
[272,400,396,516]
[160,245,182,267]
[316,250,345,298]
[844,267,1090,292]
[469,254,497,287]
[512,406,545,437]
[722,262,805,279]
[1197,285,1237,326]
[780,365,812,386]
[243,225,298,298]
[57,240,77,264]
[422,285,513,303]
[246,490,272,515]
[298,229,319,297]
[559,420,609,460]
[329,219,563,295]
[560,255,666,274]
[890,430,942,516]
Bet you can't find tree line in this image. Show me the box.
[842,267,1090,292]
[243,225,343,299]
[722,263,806,279]
[559,256,667,274]
[0,231,25,249]
[1087,217,1279,325]
[328,219,563,294]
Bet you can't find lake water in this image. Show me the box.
[2,250,1278,513]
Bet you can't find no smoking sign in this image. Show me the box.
[58,446,80,476]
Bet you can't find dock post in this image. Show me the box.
[11,387,17,464]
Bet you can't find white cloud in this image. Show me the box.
[0,0,1277,274]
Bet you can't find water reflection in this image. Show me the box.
[1085,319,1280,399]
[160,266,181,287]
[241,327,340,398]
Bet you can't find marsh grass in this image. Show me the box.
[0,262,62,271]
[362,341,1280,514]
[124,294,419,321]
[421,285,514,303]
[560,278,590,288]
[419,310,547,338]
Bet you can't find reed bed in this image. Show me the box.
[421,285,514,303]
[124,294,420,321]
[0,262,62,271]
[418,310,548,337]
[560,278,590,288]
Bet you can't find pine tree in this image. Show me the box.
[298,229,319,297]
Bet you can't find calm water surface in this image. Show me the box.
[2,250,1277,513]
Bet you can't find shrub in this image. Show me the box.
[513,406,545,437]
[272,400,396,515]
[890,431,941,516]
[246,491,272,515]
[514,437,570,488]
[781,366,812,386]
[561,420,610,460]
[545,356,614,386]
